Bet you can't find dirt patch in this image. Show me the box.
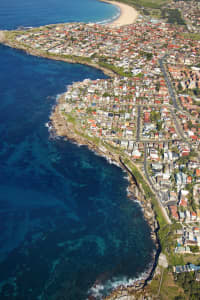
[158,253,168,268]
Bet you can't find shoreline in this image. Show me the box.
[0,30,5,42]
[0,37,116,78]
[50,93,160,298]
[0,4,162,297]
[100,0,138,26]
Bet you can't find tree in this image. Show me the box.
[178,82,182,91]
[174,296,185,300]
[157,121,163,131]
[156,81,160,91]
[188,120,193,129]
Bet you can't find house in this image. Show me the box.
[121,140,128,149]
[181,148,190,156]
[179,198,187,207]
[196,169,200,177]
[151,163,163,171]
[175,246,191,254]
[176,172,187,186]
[169,205,179,220]
[144,112,150,123]
[169,191,177,203]
[185,210,191,222]
[191,211,197,221]
[179,211,185,221]
[174,264,200,274]
[132,149,142,159]
[196,271,200,281]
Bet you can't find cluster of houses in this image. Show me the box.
[166,35,200,144]
[169,66,200,92]
[169,205,200,222]
[62,74,175,146]
[62,72,200,233]
[167,63,200,143]
[177,110,200,143]
[175,226,200,254]
[141,106,177,140]
[63,77,137,141]
[170,0,200,33]
[145,138,200,232]
[12,11,200,256]
[174,264,200,274]
[14,17,195,78]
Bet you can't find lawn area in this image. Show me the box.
[160,269,185,300]
[180,32,200,41]
[147,269,185,299]
[182,253,200,265]
[117,0,168,9]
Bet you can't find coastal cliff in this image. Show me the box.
[0,24,163,297]
[50,94,161,298]
[1,0,200,298]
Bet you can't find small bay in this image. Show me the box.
[0,0,155,299]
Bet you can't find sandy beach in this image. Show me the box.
[101,0,138,26]
[0,31,5,42]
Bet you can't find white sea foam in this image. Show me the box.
[124,175,129,181]
[88,284,105,299]
[95,8,120,25]
[83,146,121,168]
[88,261,154,299]
[55,93,62,102]
[133,198,142,205]
[106,157,120,167]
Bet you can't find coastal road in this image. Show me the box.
[144,142,157,193]
[159,57,179,110]
[157,268,164,297]
[170,109,186,141]
[144,142,172,224]
[159,56,187,141]
[136,105,141,141]
[160,57,200,156]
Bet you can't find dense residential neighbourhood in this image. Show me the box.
[1,0,200,298]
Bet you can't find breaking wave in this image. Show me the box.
[87,260,154,299]
[95,7,120,25]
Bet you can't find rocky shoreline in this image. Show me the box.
[50,93,161,299]
[1,29,162,299]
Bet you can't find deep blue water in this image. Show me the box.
[0,1,155,299]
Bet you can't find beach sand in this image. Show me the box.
[101,0,138,26]
[0,31,5,42]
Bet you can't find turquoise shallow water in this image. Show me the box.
[0,1,155,299]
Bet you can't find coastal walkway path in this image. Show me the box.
[160,56,199,152]
[136,105,141,141]
[159,56,187,141]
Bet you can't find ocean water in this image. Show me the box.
[0,0,120,30]
[0,0,155,299]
